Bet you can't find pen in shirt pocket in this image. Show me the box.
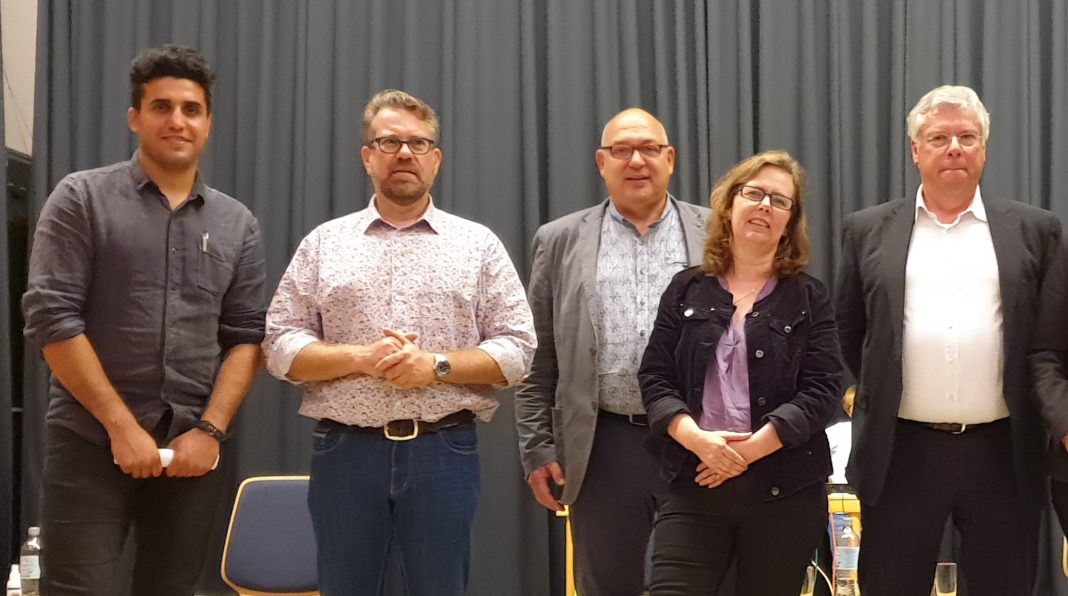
[201,232,209,253]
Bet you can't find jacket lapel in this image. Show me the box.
[678,199,708,265]
[577,201,607,344]
[883,201,915,358]
[985,201,1021,319]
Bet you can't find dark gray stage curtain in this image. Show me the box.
[0,8,11,572]
[25,0,1068,594]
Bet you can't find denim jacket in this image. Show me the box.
[639,267,842,501]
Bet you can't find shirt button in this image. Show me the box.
[755,349,765,359]
[639,331,646,337]
[684,308,694,318]
[757,397,767,406]
[784,325,792,334]
[770,486,781,497]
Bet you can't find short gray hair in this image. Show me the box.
[906,85,990,143]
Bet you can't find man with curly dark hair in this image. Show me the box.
[23,45,266,595]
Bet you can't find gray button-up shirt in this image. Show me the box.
[595,197,688,414]
[23,153,267,444]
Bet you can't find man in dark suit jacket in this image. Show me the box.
[515,108,709,595]
[836,85,1061,596]
[1029,237,1068,537]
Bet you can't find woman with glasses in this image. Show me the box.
[638,150,841,595]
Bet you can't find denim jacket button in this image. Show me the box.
[754,349,765,359]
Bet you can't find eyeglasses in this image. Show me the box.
[924,132,981,149]
[599,144,670,160]
[736,185,794,211]
[369,136,437,155]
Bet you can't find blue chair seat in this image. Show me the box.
[221,476,319,596]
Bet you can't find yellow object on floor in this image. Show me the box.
[557,505,577,595]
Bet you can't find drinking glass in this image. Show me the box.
[931,562,957,596]
[799,565,816,596]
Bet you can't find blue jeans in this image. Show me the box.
[307,420,481,596]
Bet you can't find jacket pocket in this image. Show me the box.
[766,311,809,383]
[678,303,714,321]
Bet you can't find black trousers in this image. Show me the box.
[569,413,666,596]
[858,419,1038,596]
[649,475,827,596]
[40,423,229,596]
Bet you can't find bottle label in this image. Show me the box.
[19,555,40,579]
[835,546,860,570]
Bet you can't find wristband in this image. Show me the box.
[194,419,230,443]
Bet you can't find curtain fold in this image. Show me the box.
[0,5,12,572]
[23,1,1068,593]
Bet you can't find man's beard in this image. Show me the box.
[379,174,431,206]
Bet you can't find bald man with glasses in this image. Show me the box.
[516,108,710,596]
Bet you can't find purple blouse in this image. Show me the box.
[698,276,778,432]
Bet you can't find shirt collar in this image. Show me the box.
[605,194,678,228]
[359,194,442,234]
[128,150,209,204]
[914,184,986,224]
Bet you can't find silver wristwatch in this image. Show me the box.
[433,353,452,378]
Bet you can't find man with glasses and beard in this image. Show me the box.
[262,89,535,595]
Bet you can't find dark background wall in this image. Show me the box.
[6,1,1068,594]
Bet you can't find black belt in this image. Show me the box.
[598,410,649,427]
[322,410,475,441]
[901,417,1006,435]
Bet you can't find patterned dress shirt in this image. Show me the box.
[595,198,688,414]
[263,198,536,427]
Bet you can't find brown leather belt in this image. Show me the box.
[323,410,475,441]
[902,418,1006,435]
[598,410,649,427]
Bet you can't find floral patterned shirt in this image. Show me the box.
[263,198,536,426]
[595,198,688,414]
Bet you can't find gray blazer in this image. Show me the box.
[515,197,709,504]
[836,197,1061,510]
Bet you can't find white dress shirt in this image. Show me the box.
[898,186,1009,424]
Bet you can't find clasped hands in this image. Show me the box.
[362,328,438,389]
[689,429,755,489]
[110,423,220,479]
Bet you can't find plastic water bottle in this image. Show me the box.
[834,519,860,596]
[6,563,20,596]
[18,527,41,596]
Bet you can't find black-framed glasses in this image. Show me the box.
[599,144,669,160]
[736,185,794,211]
[369,136,437,155]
